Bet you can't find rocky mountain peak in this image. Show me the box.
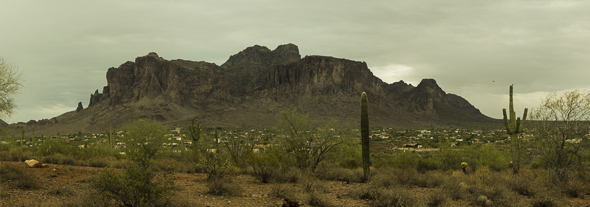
[27,43,493,135]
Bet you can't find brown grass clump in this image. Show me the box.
[206,177,244,196]
[426,188,449,207]
[270,184,298,200]
[315,166,364,183]
[372,187,420,207]
[307,193,334,207]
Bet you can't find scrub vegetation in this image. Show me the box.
[1,89,590,206]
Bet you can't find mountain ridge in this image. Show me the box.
[11,43,499,135]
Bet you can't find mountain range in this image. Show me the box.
[12,43,499,135]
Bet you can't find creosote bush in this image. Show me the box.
[206,177,244,196]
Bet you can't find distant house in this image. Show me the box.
[403,142,421,148]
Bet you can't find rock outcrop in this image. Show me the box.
[17,43,496,134]
[76,102,84,112]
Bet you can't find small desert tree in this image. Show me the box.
[277,106,350,171]
[93,119,173,207]
[530,90,590,181]
[0,56,23,119]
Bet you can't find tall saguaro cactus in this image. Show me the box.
[502,85,528,174]
[361,92,370,181]
[189,118,203,159]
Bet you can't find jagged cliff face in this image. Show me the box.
[18,43,495,134]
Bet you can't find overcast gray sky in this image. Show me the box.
[1,0,589,123]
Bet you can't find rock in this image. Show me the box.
[76,102,84,112]
[477,195,488,206]
[25,159,48,168]
[24,159,39,168]
[485,199,494,207]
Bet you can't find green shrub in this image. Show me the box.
[87,157,112,168]
[206,177,243,196]
[92,166,173,207]
[197,151,235,179]
[248,150,288,183]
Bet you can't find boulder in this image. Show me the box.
[24,159,48,168]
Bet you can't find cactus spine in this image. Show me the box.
[361,92,370,181]
[502,84,528,174]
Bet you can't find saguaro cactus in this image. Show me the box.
[32,126,35,143]
[20,127,24,147]
[189,118,203,158]
[502,84,528,174]
[361,92,370,181]
[108,118,114,148]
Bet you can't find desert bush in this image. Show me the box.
[276,106,352,171]
[509,174,536,196]
[372,187,419,207]
[206,177,244,196]
[92,119,174,207]
[0,150,11,161]
[8,147,32,162]
[440,176,468,200]
[426,188,448,207]
[110,160,132,169]
[371,169,399,188]
[46,154,80,166]
[273,166,304,183]
[87,156,112,168]
[302,178,330,193]
[349,185,382,200]
[92,166,173,207]
[308,193,334,207]
[0,163,41,189]
[197,151,236,179]
[270,184,298,200]
[416,157,441,173]
[249,148,290,183]
[531,190,562,207]
[561,177,587,198]
[314,165,364,183]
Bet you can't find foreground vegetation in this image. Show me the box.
[1,90,590,206]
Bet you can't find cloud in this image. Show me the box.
[2,0,590,122]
